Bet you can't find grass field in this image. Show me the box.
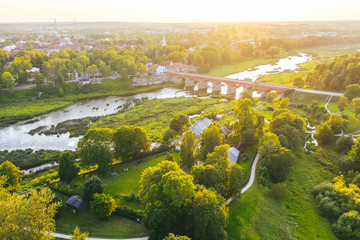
[207,58,279,77]
[300,44,360,61]
[55,191,147,238]
[92,97,225,141]
[257,61,318,86]
[103,152,180,198]
[226,151,337,240]
[0,81,178,123]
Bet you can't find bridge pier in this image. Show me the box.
[184,79,195,89]
[171,77,182,84]
[226,85,237,95]
[260,91,267,98]
[212,83,222,93]
[197,81,208,91]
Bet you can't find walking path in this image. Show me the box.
[227,153,260,204]
[52,233,148,240]
[324,95,334,114]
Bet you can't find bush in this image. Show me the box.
[90,193,116,218]
[82,176,105,202]
[333,211,360,240]
[272,183,288,200]
[114,206,145,220]
[336,136,354,154]
[266,106,274,111]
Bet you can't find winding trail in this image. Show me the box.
[227,153,260,204]
[52,233,148,240]
[324,95,334,114]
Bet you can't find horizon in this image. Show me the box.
[2,0,360,23]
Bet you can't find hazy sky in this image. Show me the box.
[1,0,360,22]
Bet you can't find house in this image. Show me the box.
[221,125,231,138]
[66,195,83,212]
[156,65,166,74]
[190,118,212,139]
[228,147,240,164]
[179,64,198,73]
[26,67,40,81]
[78,75,90,82]
[165,62,181,73]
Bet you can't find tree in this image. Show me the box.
[229,98,264,146]
[328,114,345,134]
[70,226,89,240]
[90,193,116,218]
[345,84,360,100]
[336,135,354,153]
[86,64,99,78]
[199,123,224,160]
[84,142,113,175]
[192,188,228,240]
[266,91,278,102]
[351,97,360,118]
[278,97,289,109]
[170,114,189,134]
[293,77,305,88]
[162,128,178,145]
[113,125,150,161]
[0,161,23,192]
[227,163,245,197]
[139,161,228,240]
[180,129,197,167]
[163,233,191,240]
[58,151,79,184]
[1,72,15,93]
[0,186,60,240]
[338,96,350,112]
[82,176,105,202]
[191,164,226,195]
[315,122,334,146]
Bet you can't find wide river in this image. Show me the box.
[0,53,311,151]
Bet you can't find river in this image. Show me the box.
[0,53,311,152]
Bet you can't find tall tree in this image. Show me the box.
[315,122,334,146]
[338,96,350,112]
[0,161,23,192]
[199,123,224,160]
[58,151,79,184]
[0,186,60,240]
[82,175,105,202]
[81,142,113,175]
[180,129,197,167]
[345,84,360,100]
[113,125,150,161]
[170,114,189,134]
[1,72,15,93]
[351,97,360,118]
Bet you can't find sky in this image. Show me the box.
[1,0,360,23]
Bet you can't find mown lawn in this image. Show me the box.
[103,152,180,198]
[55,196,147,238]
[207,58,279,77]
[226,151,337,240]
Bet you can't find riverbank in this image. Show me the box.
[0,80,181,128]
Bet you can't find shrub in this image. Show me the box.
[272,183,288,200]
[82,176,105,202]
[90,193,116,218]
[114,206,145,220]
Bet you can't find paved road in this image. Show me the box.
[295,88,344,97]
[227,153,260,204]
[52,233,148,240]
[13,75,119,91]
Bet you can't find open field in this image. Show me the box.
[207,58,279,77]
[226,151,337,240]
[55,191,147,239]
[91,97,225,141]
[300,44,360,61]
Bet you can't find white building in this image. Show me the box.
[162,35,166,46]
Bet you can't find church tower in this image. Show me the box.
[162,35,166,46]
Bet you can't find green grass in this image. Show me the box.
[327,102,360,134]
[103,152,180,197]
[92,97,223,141]
[301,44,360,62]
[226,151,337,240]
[257,61,318,86]
[207,58,279,77]
[0,81,179,124]
[55,194,147,238]
[0,99,74,119]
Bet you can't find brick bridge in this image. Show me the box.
[169,72,298,95]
